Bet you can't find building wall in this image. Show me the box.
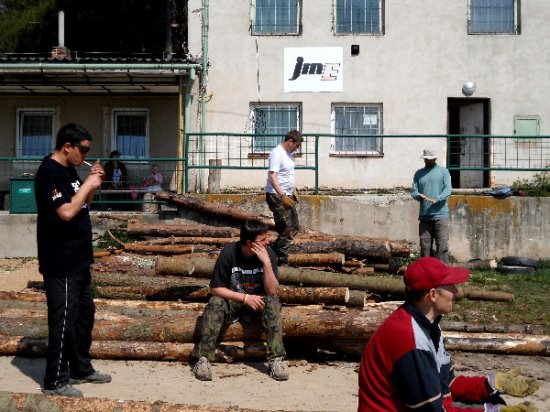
[188,0,550,190]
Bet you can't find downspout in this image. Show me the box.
[183,68,196,194]
[0,63,202,71]
[199,0,209,192]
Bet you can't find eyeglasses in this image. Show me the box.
[73,143,91,154]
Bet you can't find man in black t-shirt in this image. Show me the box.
[35,123,111,397]
[193,219,288,381]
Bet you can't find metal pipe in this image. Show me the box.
[198,0,209,192]
[58,11,65,47]
[0,63,202,73]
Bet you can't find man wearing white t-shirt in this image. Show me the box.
[265,130,303,266]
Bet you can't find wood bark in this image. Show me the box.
[127,221,240,238]
[134,237,236,247]
[450,259,498,270]
[289,239,392,260]
[153,191,275,229]
[288,252,345,267]
[123,243,217,255]
[293,235,412,258]
[0,391,269,412]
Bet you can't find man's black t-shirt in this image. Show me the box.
[210,242,278,295]
[34,157,93,277]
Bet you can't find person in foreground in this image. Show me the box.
[193,219,288,381]
[358,257,539,412]
[35,123,112,397]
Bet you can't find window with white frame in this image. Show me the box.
[250,104,300,152]
[331,104,383,154]
[469,0,519,34]
[16,109,55,157]
[252,0,300,35]
[112,109,149,158]
[334,0,383,34]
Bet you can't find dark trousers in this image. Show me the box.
[43,270,95,390]
[266,193,299,265]
[195,295,286,361]
[419,218,450,263]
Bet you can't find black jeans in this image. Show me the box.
[43,270,95,389]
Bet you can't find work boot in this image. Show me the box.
[43,384,83,397]
[70,371,112,384]
[193,356,212,381]
[268,357,289,381]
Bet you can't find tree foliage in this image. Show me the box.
[0,0,188,56]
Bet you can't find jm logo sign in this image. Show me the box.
[284,47,343,93]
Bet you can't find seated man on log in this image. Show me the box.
[358,257,539,412]
[192,219,288,381]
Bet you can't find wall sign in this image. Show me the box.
[284,47,343,93]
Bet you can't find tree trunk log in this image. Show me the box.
[288,252,345,267]
[289,239,391,260]
[450,259,498,270]
[135,237,236,247]
[123,243,217,255]
[127,221,239,238]
[442,332,550,355]
[0,391,268,412]
[346,290,366,308]
[153,192,275,229]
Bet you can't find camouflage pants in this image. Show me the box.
[195,295,286,361]
[266,193,299,265]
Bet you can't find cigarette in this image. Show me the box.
[82,161,93,167]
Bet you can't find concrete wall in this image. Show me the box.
[188,0,550,190]
[2,195,548,261]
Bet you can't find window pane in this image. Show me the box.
[115,113,147,157]
[336,0,381,34]
[255,0,298,34]
[20,112,53,157]
[471,0,515,33]
[334,106,381,152]
[252,105,298,152]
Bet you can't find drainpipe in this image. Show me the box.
[182,68,196,194]
[0,63,202,72]
[198,0,209,192]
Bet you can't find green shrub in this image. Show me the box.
[512,171,550,197]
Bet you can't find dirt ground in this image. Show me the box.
[0,258,549,411]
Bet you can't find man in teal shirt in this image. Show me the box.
[411,148,452,263]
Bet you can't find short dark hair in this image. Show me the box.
[55,123,92,150]
[109,150,121,158]
[240,219,269,243]
[404,288,430,303]
[284,130,303,143]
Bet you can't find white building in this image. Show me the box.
[188,0,549,191]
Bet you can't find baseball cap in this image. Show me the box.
[403,257,470,291]
[420,148,438,159]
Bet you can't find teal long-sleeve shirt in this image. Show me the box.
[411,164,452,220]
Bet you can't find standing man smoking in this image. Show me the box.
[265,130,303,266]
[35,123,111,397]
[411,148,452,263]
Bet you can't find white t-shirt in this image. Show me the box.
[266,144,295,195]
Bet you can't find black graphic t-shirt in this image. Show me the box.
[210,242,278,295]
[34,156,93,277]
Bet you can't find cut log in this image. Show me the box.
[127,221,240,238]
[0,391,269,412]
[156,255,217,277]
[288,252,345,267]
[350,267,375,276]
[289,239,391,260]
[458,287,514,302]
[278,286,349,305]
[134,237,236,247]
[442,332,550,355]
[153,191,275,229]
[293,235,413,258]
[346,290,366,308]
[123,243,217,255]
[450,259,498,270]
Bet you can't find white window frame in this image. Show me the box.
[251,0,301,35]
[249,103,301,153]
[111,109,150,159]
[16,108,56,158]
[333,0,384,35]
[468,0,520,35]
[330,104,383,156]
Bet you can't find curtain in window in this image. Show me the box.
[334,106,381,152]
[21,113,53,157]
[471,0,515,33]
[115,114,147,157]
[335,0,380,34]
[253,105,298,152]
[255,0,298,33]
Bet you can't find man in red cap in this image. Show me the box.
[358,257,539,412]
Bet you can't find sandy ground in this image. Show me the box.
[0,258,549,411]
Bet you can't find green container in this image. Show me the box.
[10,178,37,214]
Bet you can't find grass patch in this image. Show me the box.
[450,266,550,334]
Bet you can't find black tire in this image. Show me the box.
[499,256,539,268]
[496,264,536,275]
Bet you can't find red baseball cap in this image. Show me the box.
[403,257,470,291]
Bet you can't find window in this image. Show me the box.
[112,109,149,158]
[469,0,519,34]
[16,109,55,157]
[253,0,300,35]
[514,116,540,137]
[334,0,383,34]
[331,105,382,154]
[250,104,300,152]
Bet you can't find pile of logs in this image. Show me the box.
[1,193,548,364]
